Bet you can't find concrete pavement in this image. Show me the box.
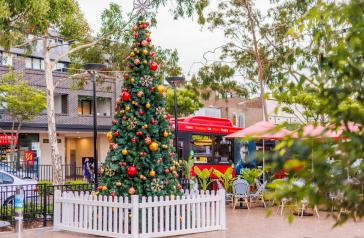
[0,208,363,238]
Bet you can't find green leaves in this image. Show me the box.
[0,70,46,122]
[165,87,202,117]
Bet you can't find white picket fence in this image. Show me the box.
[54,189,226,238]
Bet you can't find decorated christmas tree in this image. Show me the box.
[99,19,182,197]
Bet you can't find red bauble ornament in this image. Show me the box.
[150,62,158,71]
[146,37,151,43]
[114,131,119,137]
[114,106,118,111]
[123,74,129,80]
[116,98,121,104]
[127,165,137,176]
[164,168,170,174]
[150,51,156,57]
[122,116,127,120]
[166,114,171,120]
[112,119,117,125]
[131,138,136,143]
[133,32,138,38]
[122,91,131,101]
[136,131,143,136]
[151,119,156,125]
[169,152,174,158]
[150,86,155,91]
[134,58,140,65]
[119,161,127,167]
[139,109,145,116]
[110,191,115,197]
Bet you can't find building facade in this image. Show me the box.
[0,47,120,167]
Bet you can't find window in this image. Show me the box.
[54,62,67,72]
[96,97,111,116]
[0,172,14,184]
[0,51,13,66]
[54,94,68,114]
[25,57,44,70]
[78,96,92,115]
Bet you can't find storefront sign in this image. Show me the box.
[24,150,35,167]
[0,134,17,145]
[178,123,241,135]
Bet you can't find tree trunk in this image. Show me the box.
[244,1,268,121]
[43,34,63,185]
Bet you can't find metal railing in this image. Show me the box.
[0,183,93,227]
[0,161,84,181]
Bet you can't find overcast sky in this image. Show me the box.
[77,0,270,79]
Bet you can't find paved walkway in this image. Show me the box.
[0,208,363,238]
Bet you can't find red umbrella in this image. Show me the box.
[225,121,292,140]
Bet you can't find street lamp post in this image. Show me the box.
[166,76,185,157]
[83,63,107,190]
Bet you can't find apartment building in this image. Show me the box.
[0,45,121,167]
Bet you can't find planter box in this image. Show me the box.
[54,189,226,238]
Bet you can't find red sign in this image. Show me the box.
[24,150,35,167]
[0,134,17,145]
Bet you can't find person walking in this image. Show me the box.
[83,158,91,183]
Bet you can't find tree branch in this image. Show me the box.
[13,37,42,49]
[53,72,89,89]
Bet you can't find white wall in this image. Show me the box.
[39,133,65,165]
[193,107,221,118]
[98,134,109,163]
[266,99,305,124]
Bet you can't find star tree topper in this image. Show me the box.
[133,0,152,15]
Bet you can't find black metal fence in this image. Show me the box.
[0,183,93,227]
[0,161,84,181]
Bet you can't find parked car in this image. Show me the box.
[0,162,38,180]
[0,170,38,205]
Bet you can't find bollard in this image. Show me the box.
[15,186,24,233]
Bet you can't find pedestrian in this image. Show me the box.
[83,158,91,183]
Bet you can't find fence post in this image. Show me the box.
[43,184,47,227]
[53,190,61,230]
[218,189,226,230]
[131,195,139,238]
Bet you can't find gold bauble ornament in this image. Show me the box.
[125,106,130,111]
[143,124,148,129]
[130,78,135,83]
[106,131,113,142]
[116,181,122,186]
[145,103,151,109]
[157,85,166,94]
[162,144,168,149]
[121,149,128,155]
[149,170,156,177]
[133,48,138,52]
[146,32,151,38]
[130,52,135,57]
[102,186,107,191]
[163,131,169,137]
[149,142,158,151]
[143,60,148,64]
[142,49,148,55]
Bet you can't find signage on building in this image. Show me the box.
[24,150,35,167]
[178,123,241,134]
[42,139,61,143]
[0,134,17,145]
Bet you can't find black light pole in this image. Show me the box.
[83,63,107,190]
[166,76,185,156]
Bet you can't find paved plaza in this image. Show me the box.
[0,208,363,238]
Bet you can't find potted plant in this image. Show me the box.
[179,155,196,191]
[213,167,235,193]
[241,168,263,192]
[194,167,213,192]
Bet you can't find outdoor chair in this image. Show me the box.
[276,198,291,216]
[215,179,234,204]
[249,180,267,208]
[232,179,250,210]
[297,199,320,218]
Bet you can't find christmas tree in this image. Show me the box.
[99,19,182,197]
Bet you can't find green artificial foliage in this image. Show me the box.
[99,18,182,197]
[194,167,213,192]
[240,168,263,185]
[213,167,235,192]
